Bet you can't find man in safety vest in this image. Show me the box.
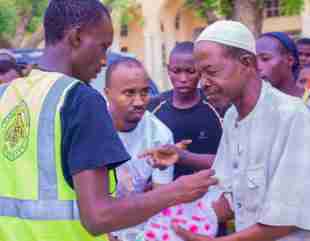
[0,1,217,241]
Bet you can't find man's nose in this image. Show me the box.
[201,76,212,88]
[179,72,188,83]
[132,94,144,106]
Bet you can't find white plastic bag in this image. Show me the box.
[142,191,222,241]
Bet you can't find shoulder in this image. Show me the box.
[221,105,238,130]
[68,82,105,102]
[267,83,310,121]
[201,98,222,121]
[143,111,174,144]
[147,90,172,112]
[64,82,107,110]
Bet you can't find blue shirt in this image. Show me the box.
[61,83,130,187]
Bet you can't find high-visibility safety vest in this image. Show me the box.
[0,70,116,241]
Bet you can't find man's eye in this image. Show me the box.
[207,70,217,76]
[186,69,196,74]
[141,88,150,96]
[259,56,271,62]
[171,68,181,74]
[125,90,135,96]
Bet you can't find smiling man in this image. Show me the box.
[174,20,310,241]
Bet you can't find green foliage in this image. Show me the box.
[280,0,304,16]
[102,0,138,25]
[185,0,304,20]
[0,0,48,40]
[28,0,48,32]
[0,1,18,37]
[185,0,232,19]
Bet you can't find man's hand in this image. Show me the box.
[212,194,234,223]
[172,223,212,241]
[139,140,192,169]
[175,139,192,150]
[171,169,218,204]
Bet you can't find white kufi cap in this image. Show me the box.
[196,20,256,55]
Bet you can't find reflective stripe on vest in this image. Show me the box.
[0,77,81,220]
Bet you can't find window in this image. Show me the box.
[161,23,165,32]
[175,13,181,30]
[120,24,129,37]
[162,44,167,67]
[265,0,280,17]
[120,46,128,52]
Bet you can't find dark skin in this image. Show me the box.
[297,43,310,69]
[165,52,216,170]
[168,52,201,109]
[297,67,310,89]
[256,36,303,97]
[0,54,21,83]
[38,14,219,236]
[38,16,112,83]
[0,69,20,83]
[173,40,296,241]
[105,64,150,132]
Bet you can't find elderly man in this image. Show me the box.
[173,20,310,241]
[0,1,218,240]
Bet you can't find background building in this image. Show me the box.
[109,0,310,91]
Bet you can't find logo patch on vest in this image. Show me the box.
[1,101,30,161]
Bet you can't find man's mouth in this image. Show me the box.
[132,109,145,114]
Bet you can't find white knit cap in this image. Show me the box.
[196,20,256,55]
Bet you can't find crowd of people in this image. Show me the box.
[0,0,310,241]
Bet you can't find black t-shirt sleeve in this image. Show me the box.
[61,84,130,182]
[147,96,162,112]
[147,91,172,112]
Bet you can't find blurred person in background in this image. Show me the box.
[297,37,310,69]
[0,49,22,83]
[256,32,303,97]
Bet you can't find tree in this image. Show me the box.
[0,0,48,48]
[102,0,140,25]
[0,0,140,49]
[185,0,304,38]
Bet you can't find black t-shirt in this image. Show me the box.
[148,90,222,179]
[61,83,130,188]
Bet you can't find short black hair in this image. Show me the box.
[297,38,310,46]
[170,41,194,57]
[44,0,111,45]
[0,60,21,75]
[105,57,147,88]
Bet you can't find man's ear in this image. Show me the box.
[287,54,295,69]
[104,87,110,99]
[67,27,82,49]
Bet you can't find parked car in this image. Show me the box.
[10,48,43,67]
[9,48,160,96]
